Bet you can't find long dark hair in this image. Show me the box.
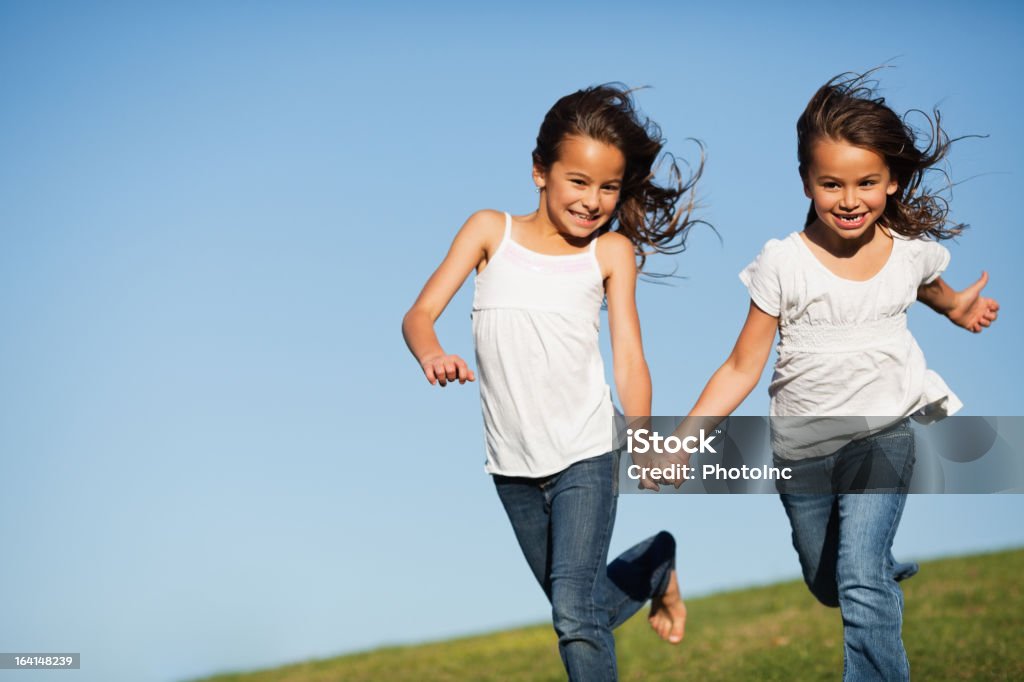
[532,84,705,271]
[797,70,963,239]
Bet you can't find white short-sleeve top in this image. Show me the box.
[740,231,962,458]
[472,213,617,477]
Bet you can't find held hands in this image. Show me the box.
[948,271,1000,333]
[420,353,476,386]
[630,449,693,491]
[629,449,664,492]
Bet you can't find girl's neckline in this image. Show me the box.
[795,230,897,283]
[505,213,595,259]
[507,237,593,258]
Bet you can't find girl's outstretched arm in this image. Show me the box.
[660,301,777,488]
[917,271,1000,333]
[402,210,502,386]
[689,301,778,418]
[600,232,651,417]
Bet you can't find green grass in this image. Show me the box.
[196,548,1024,681]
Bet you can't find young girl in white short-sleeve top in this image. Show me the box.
[683,71,999,680]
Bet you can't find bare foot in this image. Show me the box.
[648,569,686,644]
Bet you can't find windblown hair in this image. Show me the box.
[797,70,963,239]
[532,84,705,271]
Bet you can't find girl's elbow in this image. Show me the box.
[741,364,768,388]
[613,342,647,368]
[726,357,767,387]
[401,308,417,333]
[402,306,433,335]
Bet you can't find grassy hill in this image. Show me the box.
[197,548,1024,681]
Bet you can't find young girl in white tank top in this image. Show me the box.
[403,85,704,681]
[473,212,613,475]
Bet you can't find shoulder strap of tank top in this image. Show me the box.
[587,231,603,279]
[484,212,512,267]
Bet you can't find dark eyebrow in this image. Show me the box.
[565,170,623,184]
[817,173,883,182]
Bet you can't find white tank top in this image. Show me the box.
[473,212,617,477]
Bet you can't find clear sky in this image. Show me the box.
[1,2,1022,681]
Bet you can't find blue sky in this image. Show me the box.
[1,2,1022,681]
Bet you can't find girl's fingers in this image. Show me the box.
[457,358,474,383]
[424,355,475,386]
[434,359,450,386]
[963,271,989,299]
[452,357,476,384]
[639,478,660,492]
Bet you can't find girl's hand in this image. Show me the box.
[420,353,476,386]
[630,452,661,492]
[947,271,1000,333]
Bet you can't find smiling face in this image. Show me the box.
[803,138,899,246]
[533,135,625,241]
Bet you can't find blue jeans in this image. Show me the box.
[494,451,675,682]
[777,419,918,682]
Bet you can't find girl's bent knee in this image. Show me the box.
[809,584,840,608]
